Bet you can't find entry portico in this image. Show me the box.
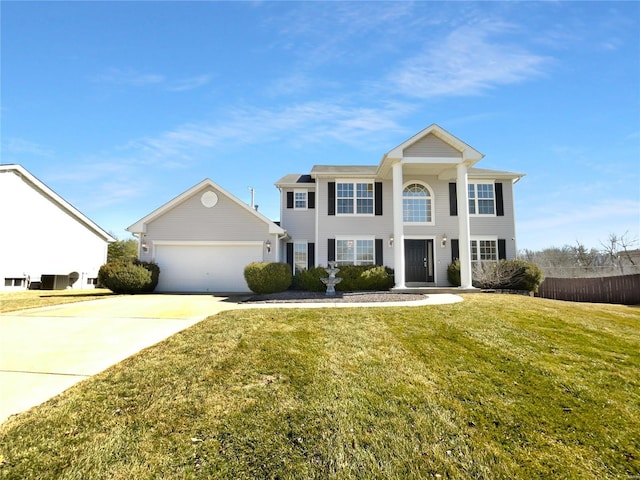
[379,124,483,289]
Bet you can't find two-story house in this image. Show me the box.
[128,124,523,292]
[276,124,524,289]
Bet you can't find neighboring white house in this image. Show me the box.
[276,124,525,289]
[127,179,286,293]
[129,124,524,292]
[0,164,115,290]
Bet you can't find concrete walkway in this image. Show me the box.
[0,293,462,424]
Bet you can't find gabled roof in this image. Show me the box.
[377,124,484,178]
[0,164,115,242]
[126,178,285,235]
[383,124,483,162]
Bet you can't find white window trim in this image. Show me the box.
[470,236,499,263]
[335,235,376,265]
[468,182,497,217]
[294,189,308,210]
[335,179,375,217]
[402,181,435,226]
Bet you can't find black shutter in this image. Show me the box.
[286,192,294,209]
[498,239,507,260]
[451,239,460,261]
[327,239,335,262]
[286,242,294,271]
[308,191,315,209]
[375,182,383,216]
[375,239,383,266]
[328,182,336,216]
[449,183,458,216]
[495,183,504,216]
[307,243,315,269]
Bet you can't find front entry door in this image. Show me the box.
[405,239,435,283]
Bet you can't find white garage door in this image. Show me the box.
[154,243,263,293]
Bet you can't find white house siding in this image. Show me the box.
[298,174,519,286]
[139,185,276,264]
[0,168,110,290]
[468,179,518,259]
[314,178,394,268]
[403,134,462,158]
[279,189,316,241]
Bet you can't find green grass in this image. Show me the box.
[1,295,638,479]
[0,289,114,313]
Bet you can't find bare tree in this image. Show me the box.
[600,231,639,274]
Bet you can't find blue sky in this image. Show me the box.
[2,1,639,251]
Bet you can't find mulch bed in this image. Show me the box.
[241,290,428,304]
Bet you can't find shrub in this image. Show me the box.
[136,260,160,292]
[244,262,292,294]
[336,265,394,291]
[292,267,327,292]
[98,260,159,294]
[448,259,461,286]
[293,265,394,292]
[447,259,544,292]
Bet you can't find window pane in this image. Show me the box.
[403,184,431,222]
[336,240,354,265]
[470,241,478,261]
[356,183,373,198]
[479,240,497,261]
[357,198,373,214]
[337,183,354,214]
[337,183,353,198]
[294,192,307,209]
[294,243,307,274]
[478,199,494,214]
[337,199,353,214]
[356,240,374,265]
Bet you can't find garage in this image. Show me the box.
[154,242,264,293]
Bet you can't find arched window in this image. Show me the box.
[403,183,431,223]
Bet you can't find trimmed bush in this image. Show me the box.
[244,262,292,294]
[336,265,394,291]
[293,265,394,292]
[292,267,327,292]
[136,260,160,292]
[98,260,159,294]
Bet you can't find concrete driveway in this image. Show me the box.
[0,294,240,424]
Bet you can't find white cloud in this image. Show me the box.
[2,138,53,157]
[92,68,165,87]
[390,22,550,98]
[167,74,213,92]
[122,100,411,163]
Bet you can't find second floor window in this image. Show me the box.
[403,183,432,223]
[468,183,495,215]
[337,182,374,215]
[294,191,307,209]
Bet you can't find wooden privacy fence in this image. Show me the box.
[536,274,640,305]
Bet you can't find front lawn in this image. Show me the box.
[1,295,638,479]
[0,289,114,313]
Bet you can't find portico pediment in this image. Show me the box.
[378,124,484,178]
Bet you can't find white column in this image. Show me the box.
[456,162,473,288]
[392,161,405,288]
